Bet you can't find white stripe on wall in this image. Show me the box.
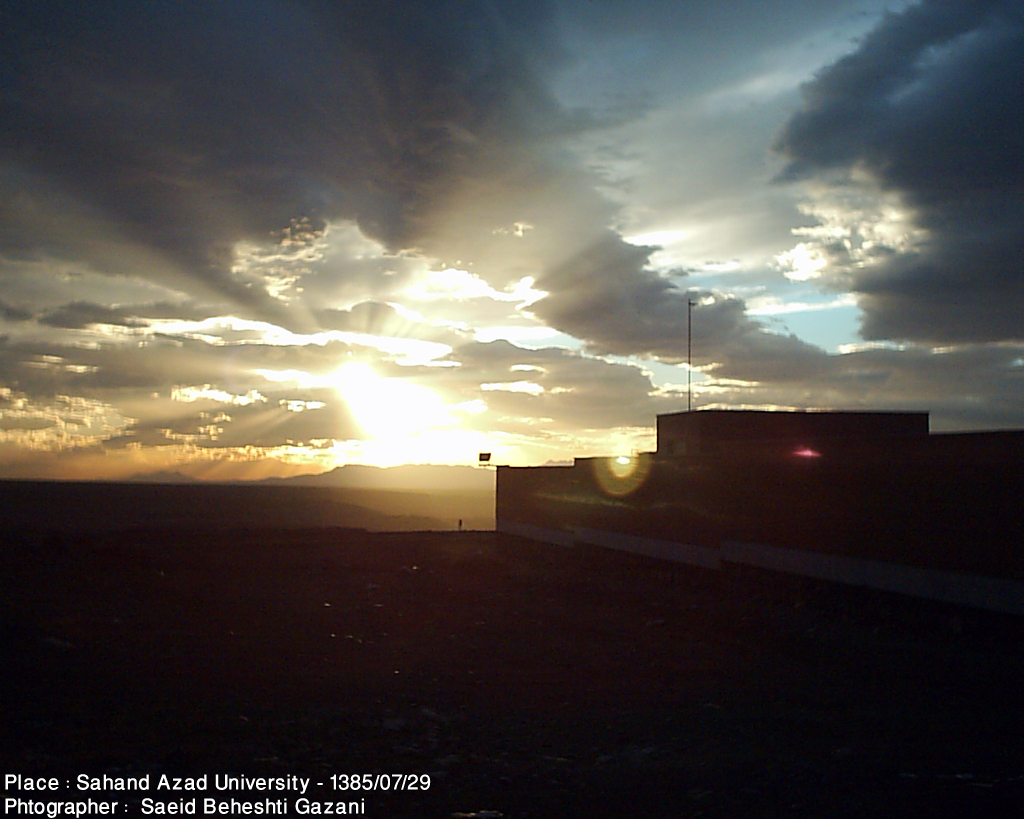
[497,519,575,547]
[496,516,1024,615]
[573,527,721,570]
[722,541,1024,616]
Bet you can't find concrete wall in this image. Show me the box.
[495,441,1024,615]
[496,519,1024,616]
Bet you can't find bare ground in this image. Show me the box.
[3,528,1024,817]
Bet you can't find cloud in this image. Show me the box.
[774,0,1024,343]
[444,339,678,430]
[5,0,1024,478]
[0,0,816,371]
[0,301,32,323]
[0,0,563,321]
[114,385,363,450]
[38,301,149,330]
[699,341,1024,432]
[0,331,353,400]
[315,300,462,349]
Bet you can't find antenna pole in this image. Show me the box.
[687,298,694,412]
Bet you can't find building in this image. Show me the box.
[656,408,928,458]
[496,409,1024,615]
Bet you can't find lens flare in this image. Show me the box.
[592,454,651,497]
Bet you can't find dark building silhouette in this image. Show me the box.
[657,408,928,457]
[497,409,1024,615]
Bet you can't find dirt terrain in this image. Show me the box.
[3,528,1024,817]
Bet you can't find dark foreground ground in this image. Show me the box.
[3,528,1024,818]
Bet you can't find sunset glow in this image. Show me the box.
[333,363,452,439]
[2,1,1021,480]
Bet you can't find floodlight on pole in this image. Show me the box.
[687,298,694,413]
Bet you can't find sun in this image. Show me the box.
[333,362,451,439]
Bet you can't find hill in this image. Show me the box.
[265,463,495,492]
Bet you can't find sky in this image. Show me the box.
[2,0,1023,480]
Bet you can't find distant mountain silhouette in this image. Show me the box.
[123,464,494,491]
[264,464,495,492]
[125,470,198,484]
[110,465,496,530]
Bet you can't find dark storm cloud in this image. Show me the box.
[774,0,1024,343]
[38,301,148,329]
[0,301,32,322]
[0,333,360,400]
[703,342,1024,432]
[444,339,679,429]
[532,269,832,381]
[0,337,214,395]
[0,0,561,321]
[1,0,805,366]
[527,231,680,355]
